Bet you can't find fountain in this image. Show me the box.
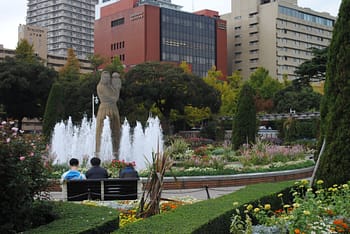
[50,116,164,171]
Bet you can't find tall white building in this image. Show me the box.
[222,0,336,80]
[26,0,98,59]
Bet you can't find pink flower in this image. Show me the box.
[6,138,11,143]
[30,152,34,157]
[11,127,18,132]
[20,156,25,161]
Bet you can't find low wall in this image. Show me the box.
[48,167,314,192]
[156,167,314,189]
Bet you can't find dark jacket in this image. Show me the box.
[119,166,139,179]
[86,166,109,179]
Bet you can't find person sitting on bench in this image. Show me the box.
[86,157,109,179]
[119,162,139,179]
[61,158,86,183]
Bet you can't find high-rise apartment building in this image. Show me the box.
[26,0,98,59]
[222,0,336,80]
[94,0,227,78]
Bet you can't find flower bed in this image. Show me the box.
[231,179,350,233]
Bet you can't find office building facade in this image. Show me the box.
[26,0,98,59]
[18,24,48,59]
[222,0,335,80]
[94,0,227,78]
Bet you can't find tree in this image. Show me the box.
[273,85,321,113]
[59,48,80,81]
[0,41,57,129]
[42,82,65,138]
[120,62,220,132]
[248,67,283,113]
[294,47,328,86]
[179,61,192,74]
[232,83,257,150]
[15,39,37,63]
[104,57,125,77]
[87,54,106,72]
[316,0,350,187]
[184,105,211,128]
[204,68,242,116]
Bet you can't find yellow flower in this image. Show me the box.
[307,188,313,192]
[303,210,310,215]
[278,193,283,198]
[247,204,253,211]
[283,204,291,208]
[264,204,271,210]
[233,202,239,207]
[342,184,349,190]
[293,203,300,208]
[301,179,309,185]
[316,180,324,185]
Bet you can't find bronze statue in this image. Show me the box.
[95,71,121,158]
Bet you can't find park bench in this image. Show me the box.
[62,178,138,201]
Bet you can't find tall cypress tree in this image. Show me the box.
[232,83,256,150]
[316,0,350,187]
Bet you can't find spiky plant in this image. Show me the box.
[138,143,174,218]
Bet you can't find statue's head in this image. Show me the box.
[101,71,110,85]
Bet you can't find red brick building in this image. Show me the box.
[95,0,227,78]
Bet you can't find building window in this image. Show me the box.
[111,18,125,27]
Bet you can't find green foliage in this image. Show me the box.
[294,47,328,85]
[0,122,50,233]
[316,0,350,187]
[0,47,57,128]
[282,119,319,142]
[114,181,294,234]
[273,85,321,113]
[104,56,125,76]
[58,48,80,81]
[87,54,106,72]
[27,202,119,233]
[121,62,220,132]
[15,39,38,63]
[204,69,243,116]
[232,83,257,150]
[184,105,211,128]
[42,82,65,138]
[248,67,283,100]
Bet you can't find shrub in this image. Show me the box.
[0,121,50,233]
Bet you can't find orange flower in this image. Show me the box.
[294,228,301,234]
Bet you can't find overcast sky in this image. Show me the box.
[0,0,342,50]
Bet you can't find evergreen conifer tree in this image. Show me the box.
[316,0,350,187]
[232,83,256,150]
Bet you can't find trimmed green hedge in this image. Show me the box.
[26,202,119,234]
[114,181,294,233]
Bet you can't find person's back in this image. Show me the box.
[86,157,109,179]
[61,158,86,183]
[119,164,139,179]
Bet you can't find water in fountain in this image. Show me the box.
[119,117,164,170]
[50,116,163,170]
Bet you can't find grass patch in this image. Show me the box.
[26,201,119,234]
